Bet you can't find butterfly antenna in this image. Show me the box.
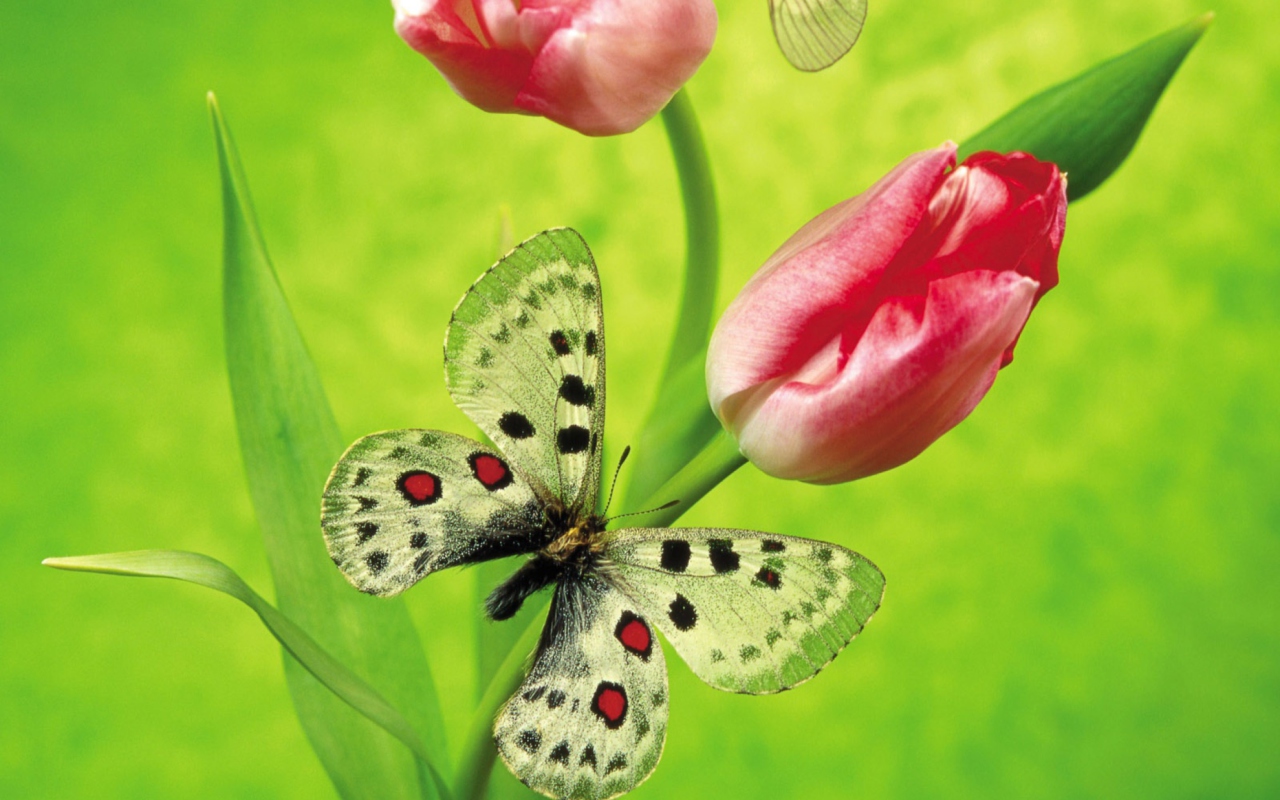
[603,498,679,526]
[601,446,631,517]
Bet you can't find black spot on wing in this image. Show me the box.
[668,594,697,631]
[762,539,786,552]
[606,753,627,774]
[547,689,566,709]
[558,375,594,406]
[516,729,541,754]
[579,744,597,771]
[585,330,598,356]
[356,522,378,543]
[556,426,590,454]
[498,411,536,439]
[756,566,783,590]
[352,467,372,487]
[365,551,388,574]
[549,741,570,765]
[708,539,740,573]
[660,540,691,572]
[549,330,571,355]
[409,532,428,549]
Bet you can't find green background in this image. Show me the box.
[2,0,1276,797]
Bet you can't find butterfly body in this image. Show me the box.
[485,509,607,621]
[321,229,884,799]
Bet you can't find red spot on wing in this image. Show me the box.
[591,681,628,728]
[403,473,436,502]
[398,470,441,506]
[618,619,650,654]
[597,688,625,722]
[469,453,513,490]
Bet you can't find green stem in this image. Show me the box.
[454,597,547,800]
[633,426,747,529]
[657,88,720,379]
[624,88,723,508]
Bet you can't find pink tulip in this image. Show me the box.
[707,143,1067,484]
[393,0,717,136]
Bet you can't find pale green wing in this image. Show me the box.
[495,573,668,800]
[321,429,547,596]
[604,528,884,694]
[769,0,868,71]
[445,228,605,514]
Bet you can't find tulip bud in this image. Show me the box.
[707,143,1067,484]
[393,0,717,136]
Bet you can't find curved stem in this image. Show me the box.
[657,88,720,380]
[633,426,747,529]
[624,89,723,508]
[454,598,547,800]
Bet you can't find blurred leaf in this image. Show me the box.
[210,94,446,799]
[42,551,452,800]
[624,90,722,510]
[960,12,1213,200]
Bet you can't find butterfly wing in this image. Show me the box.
[495,573,668,800]
[321,429,549,596]
[445,228,605,513]
[604,528,884,694]
[768,0,868,72]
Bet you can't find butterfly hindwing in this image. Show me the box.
[445,228,605,513]
[769,0,868,71]
[604,528,884,694]
[321,429,548,596]
[495,573,668,800]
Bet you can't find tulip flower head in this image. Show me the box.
[707,143,1067,484]
[393,0,718,136]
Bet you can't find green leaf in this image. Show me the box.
[42,551,451,800]
[960,13,1213,201]
[210,93,447,799]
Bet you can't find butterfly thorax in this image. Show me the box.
[484,508,608,622]
[542,515,607,562]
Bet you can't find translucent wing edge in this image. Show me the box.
[770,0,869,72]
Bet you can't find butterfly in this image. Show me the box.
[769,0,868,71]
[320,228,885,799]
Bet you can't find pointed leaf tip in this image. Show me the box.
[960,13,1212,201]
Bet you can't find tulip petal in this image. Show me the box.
[708,143,957,420]
[515,2,718,135]
[395,1,534,113]
[734,270,1039,483]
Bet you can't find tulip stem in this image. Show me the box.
[623,88,723,508]
[632,427,748,529]
[454,599,546,800]
[657,88,719,380]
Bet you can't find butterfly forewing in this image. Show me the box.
[769,0,868,71]
[496,573,668,800]
[604,528,884,694]
[445,228,605,513]
[321,429,547,596]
